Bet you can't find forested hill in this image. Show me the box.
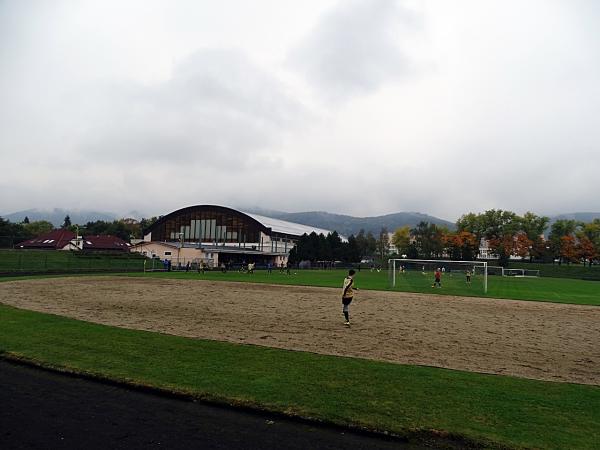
[548,212,600,224]
[244,209,456,236]
[3,208,118,227]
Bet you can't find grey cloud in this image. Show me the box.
[66,49,306,169]
[289,0,420,100]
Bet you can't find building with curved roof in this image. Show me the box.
[133,205,336,267]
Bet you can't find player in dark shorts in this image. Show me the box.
[432,268,442,288]
[466,269,472,284]
[342,269,357,326]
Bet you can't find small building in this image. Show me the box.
[64,235,131,252]
[17,229,76,250]
[18,230,130,252]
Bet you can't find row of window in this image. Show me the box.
[152,211,261,244]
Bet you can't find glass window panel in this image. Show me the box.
[190,220,196,240]
[210,220,216,240]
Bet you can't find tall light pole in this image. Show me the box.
[176,232,184,267]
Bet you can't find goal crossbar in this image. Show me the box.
[388,258,488,293]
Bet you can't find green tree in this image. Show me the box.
[23,220,54,237]
[83,219,133,242]
[411,221,445,259]
[519,212,550,262]
[580,219,600,264]
[391,226,411,256]
[139,217,159,237]
[548,220,578,265]
[0,217,29,247]
[22,216,30,224]
[485,210,519,266]
[344,235,361,262]
[456,213,483,240]
[62,215,72,228]
[326,231,343,260]
[355,229,376,260]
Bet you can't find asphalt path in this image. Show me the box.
[0,360,432,450]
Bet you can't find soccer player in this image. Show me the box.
[432,268,442,288]
[466,269,472,284]
[341,269,357,326]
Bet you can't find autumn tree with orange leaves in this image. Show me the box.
[443,231,479,261]
[559,235,578,263]
[576,235,597,266]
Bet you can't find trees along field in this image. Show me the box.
[393,211,599,267]
[288,230,361,264]
[0,217,54,248]
[547,219,600,266]
[2,210,599,266]
[285,210,600,267]
[0,216,160,248]
[576,219,600,266]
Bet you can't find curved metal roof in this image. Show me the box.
[242,211,336,237]
[147,205,338,238]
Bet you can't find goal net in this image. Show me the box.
[503,268,540,277]
[476,266,540,277]
[388,259,488,294]
[503,268,524,277]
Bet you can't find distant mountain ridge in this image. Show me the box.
[2,208,120,227]
[548,212,600,224]
[3,207,599,237]
[243,208,456,236]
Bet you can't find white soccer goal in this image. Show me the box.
[388,258,488,293]
[503,268,524,277]
[503,268,540,277]
[482,265,504,276]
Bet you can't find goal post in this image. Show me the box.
[388,258,488,294]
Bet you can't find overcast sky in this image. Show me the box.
[1,0,599,221]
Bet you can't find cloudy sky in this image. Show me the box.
[1,0,599,221]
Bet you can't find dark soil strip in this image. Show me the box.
[0,359,473,450]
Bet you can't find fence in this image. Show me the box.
[0,250,146,275]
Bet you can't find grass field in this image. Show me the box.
[0,249,145,273]
[1,303,599,450]
[1,271,598,448]
[129,268,600,306]
[508,262,600,280]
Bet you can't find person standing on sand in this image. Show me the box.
[341,269,358,326]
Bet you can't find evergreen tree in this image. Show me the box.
[345,235,361,262]
[62,215,72,228]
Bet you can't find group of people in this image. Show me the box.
[235,261,293,275]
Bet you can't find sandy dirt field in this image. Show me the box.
[1,276,599,385]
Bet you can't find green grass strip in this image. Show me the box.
[123,269,600,306]
[1,304,598,449]
[0,249,145,273]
